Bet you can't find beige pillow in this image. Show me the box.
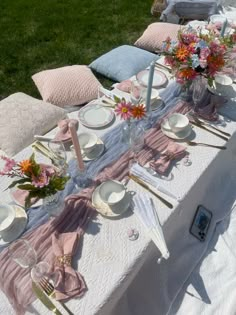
[32,65,102,107]
[134,23,181,52]
[0,93,66,157]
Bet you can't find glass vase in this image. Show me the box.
[42,192,65,217]
[121,119,132,145]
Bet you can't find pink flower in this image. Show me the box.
[32,169,50,188]
[200,47,210,59]
[199,58,208,68]
[115,100,133,120]
[0,156,16,174]
[31,164,53,188]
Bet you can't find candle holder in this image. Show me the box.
[70,164,92,189]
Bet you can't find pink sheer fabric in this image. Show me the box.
[0,101,188,315]
[149,142,186,174]
[54,119,79,142]
[51,232,87,300]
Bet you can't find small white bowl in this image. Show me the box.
[0,204,16,233]
[78,132,98,153]
[167,113,189,134]
[98,180,126,206]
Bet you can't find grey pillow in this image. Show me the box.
[0,93,66,156]
[89,45,159,82]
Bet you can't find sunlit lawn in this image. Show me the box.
[0,0,158,100]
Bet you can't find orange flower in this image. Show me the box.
[132,104,146,119]
[19,159,32,174]
[176,45,189,61]
[176,68,197,83]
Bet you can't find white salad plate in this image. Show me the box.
[78,103,115,128]
[0,205,28,246]
[92,185,131,217]
[137,69,168,88]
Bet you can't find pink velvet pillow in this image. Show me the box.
[134,23,181,52]
[32,65,102,107]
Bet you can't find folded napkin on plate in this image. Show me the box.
[133,193,169,261]
[116,80,132,93]
[51,232,86,301]
[149,142,186,175]
[130,163,178,201]
[54,119,79,142]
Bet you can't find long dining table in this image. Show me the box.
[1,75,236,315]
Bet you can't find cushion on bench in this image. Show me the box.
[0,93,66,156]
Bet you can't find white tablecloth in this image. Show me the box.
[1,83,236,315]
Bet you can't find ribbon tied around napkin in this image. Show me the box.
[149,142,186,175]
[51,232,86,301]
[54,119,79,142]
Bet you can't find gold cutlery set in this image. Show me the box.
[32,277,74,315]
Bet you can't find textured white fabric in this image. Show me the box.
[32,65,102,107]
[170,204,236,315]
[1,83,236,314]
[0,93,66,157]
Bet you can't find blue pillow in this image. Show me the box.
[89,45,159,82]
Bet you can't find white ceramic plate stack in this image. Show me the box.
[78,103,115,128]
[137,69,168,88]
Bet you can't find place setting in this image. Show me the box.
[92,179,132,218]
[70,132,105,161]
[0,203,28,246]
[78,101,115,129]
[161,113,228,150]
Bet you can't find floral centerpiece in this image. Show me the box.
[114,96,146,145]
[161,26,236,87]
[0,154,69,208]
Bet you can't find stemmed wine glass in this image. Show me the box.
[48,140,68,176]
[130,80,147,105]
[8,239,50,283]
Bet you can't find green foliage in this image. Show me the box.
[0,0,157,99]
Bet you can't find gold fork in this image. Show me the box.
[187,141,227,150]
[39,277,74,315]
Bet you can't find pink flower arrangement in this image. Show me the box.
[114,98,146,121]
[0,154,69,208]
[162,26,236,86]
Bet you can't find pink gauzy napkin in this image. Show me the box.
[116,80,132,93]
[149,142,186,175]
[51,232,87,301]
[54,119,79,142]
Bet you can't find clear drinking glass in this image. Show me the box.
[48,140,68,175]
[8,239,49,283]
[130,80,147,105]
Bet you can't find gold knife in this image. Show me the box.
[191,121,229,141]
[32,282,63,315]
[129,175,173,209]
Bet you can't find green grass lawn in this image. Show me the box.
[0,0,158,100]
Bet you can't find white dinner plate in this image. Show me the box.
[78,103,115,128]
[137,69,168,88]
[0,205,28,246]
[92,185,131,217]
